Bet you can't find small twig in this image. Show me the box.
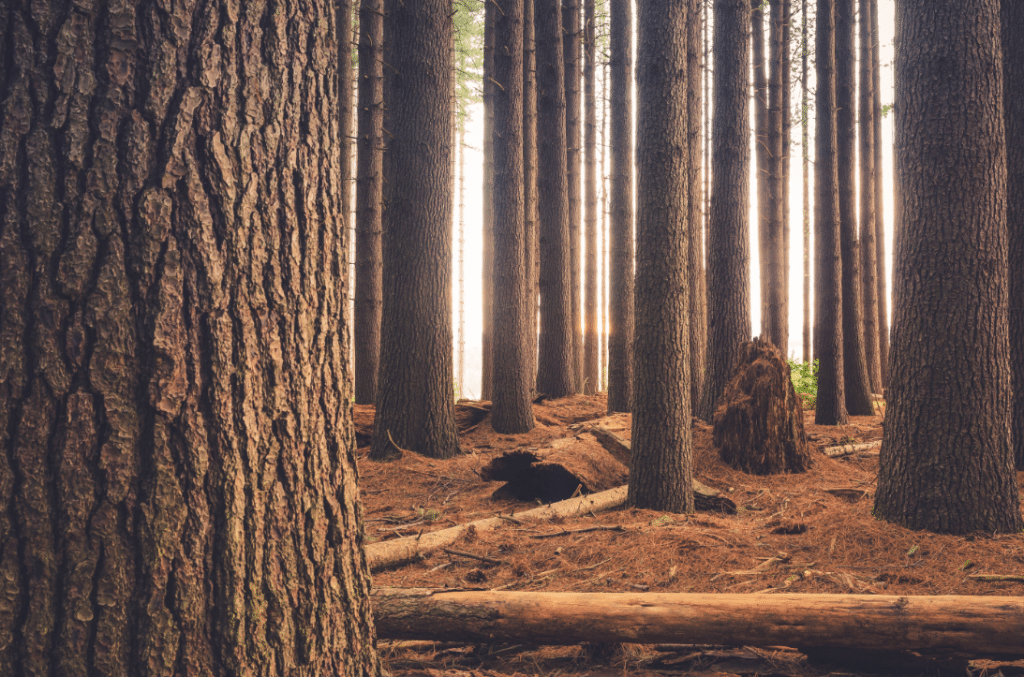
[967,573,1024,583]
[429,561,454,573]
[530,525,626,539]
[442,548,502,565]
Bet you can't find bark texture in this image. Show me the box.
[836,0,874,416]
[813,0,848,425]
[752,1,771,345]
[355,0,384,404]
[699,0,751,421]
[874,0,1022,534]
[565,0,583,391]
[525,0,540,394]
[583,0,599,395]
[482,3,495,401]
[688,0,708,416]
[0,0,384,672]
[1004,0,1024,470]
[607,0,635,413]
[859,0,881,393]
[535,0,575,398]
[630,0,692,513]
[760,0,787,353]
[374,0,461,459]
[801,0,811,364]
[871,0,888,387]
[491,0,534,433]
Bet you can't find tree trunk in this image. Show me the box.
[630,0,692,513]
[525,0,540,395]
[836,0,874,416]
[753,1,773,346]
[699,0,752,422]
[600,47,610,392]
[688,0,708,417]
[458,125,467,394]
[482,3,495,401]
[801,0,811,364]
[814,0,848,425]
[373,589,1024,657]
[871,0,887,387]
[583,0,600,395]
[565,0,584,392]
[874,0,1022,534]
[356,0,384,405]
[781,0,792,348]
[492,0,534,434]
[374,0,461,459]
[761,0,787,352]
[859,0,881,393]
[1003,0,1024,470]
[607,0,635,413]
[0,0,383,672]
[535,0,575,399]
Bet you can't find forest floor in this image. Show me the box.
[356,394,1024,677]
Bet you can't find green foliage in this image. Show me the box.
[788,359,818,410]
[880,102,894,118]
[453,0,484,126]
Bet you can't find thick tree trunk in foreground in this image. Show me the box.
[813,0,848,425]
[874,0,1022,534]
[699,0,752,421]
[535,0,575,398]
[607,0,635,413]
[356,0,384,404]
[583,0,600,395]
[1004,0,1024,470]
[482,4,495,401]
[836,0,874,416]
[525,0,540,394]
[688,0,708,415]
[374,0,461,459]
[859,0,882,393]
[0,0,382,672]
[492,0,535,433]
[630,0,692,513]
[565,0,584,391]
[373,589,1024,656]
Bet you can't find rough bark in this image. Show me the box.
[482,3,495,401]
[688,0,708,416]
[699,0,752,421]
[870,0,887,388]
[0,0,383,672]
[373,0,461,459]
[600,49,610,391]
[761,0,787,352]
[874,0,1022,534]
[712,339,812,475]
[525,0,540,394]
[607,0,635,413]
[535,0,575,398]
[630,0,692,513]
[859,0,881,393]
[356,0,384,404]
[836,0,874,416]
[813,0,848,425]
[781,0,792,342]
[801,0,811,364]
[753,1,771,344]
[458,125,467,392]
[565,0,584,392]
[1004,0,1024,470]
[583,0,599,396]
[492,0,534,434]
[373,589,1024,656]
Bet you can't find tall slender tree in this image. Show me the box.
[631,0,692,513]
[355,0,384,404]
[374,0,461,458]
[781,0,792,336]
[1005,0,1024,469]
[762,0,787,352]
[875,0,1021,534]
[859,0,882,392]
[688,0,707,411]
[482,3,495,400]
[565,0,584,391]
[536,0,576,398]
[801,0,812,364]
[752,0,772,344]
[525,0,540,393]
[600,39,610,391]
[0,0,384,671]
[814,0,848,425]
[607,0,635,413]
[492,0,534,433]
[871,0,887,386]
[836,0,874,415]
[700,0,752,421]
[584,0,600,395]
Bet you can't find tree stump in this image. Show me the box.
[712,337,812,474]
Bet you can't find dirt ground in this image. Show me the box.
[357,394,1024,677]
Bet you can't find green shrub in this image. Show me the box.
[788,359,818,410]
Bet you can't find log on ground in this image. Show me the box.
[372,588,1024,657]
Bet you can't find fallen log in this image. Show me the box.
[372,588,1024,656]
[822,440,881,457]
[365,486,628,571]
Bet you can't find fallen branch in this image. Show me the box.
[822,440,881,457]
[530,525,626,539]
[365,486,628,571]
[372,588,1024,656]
[442,548,502,565]
[968,574,1024,583]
